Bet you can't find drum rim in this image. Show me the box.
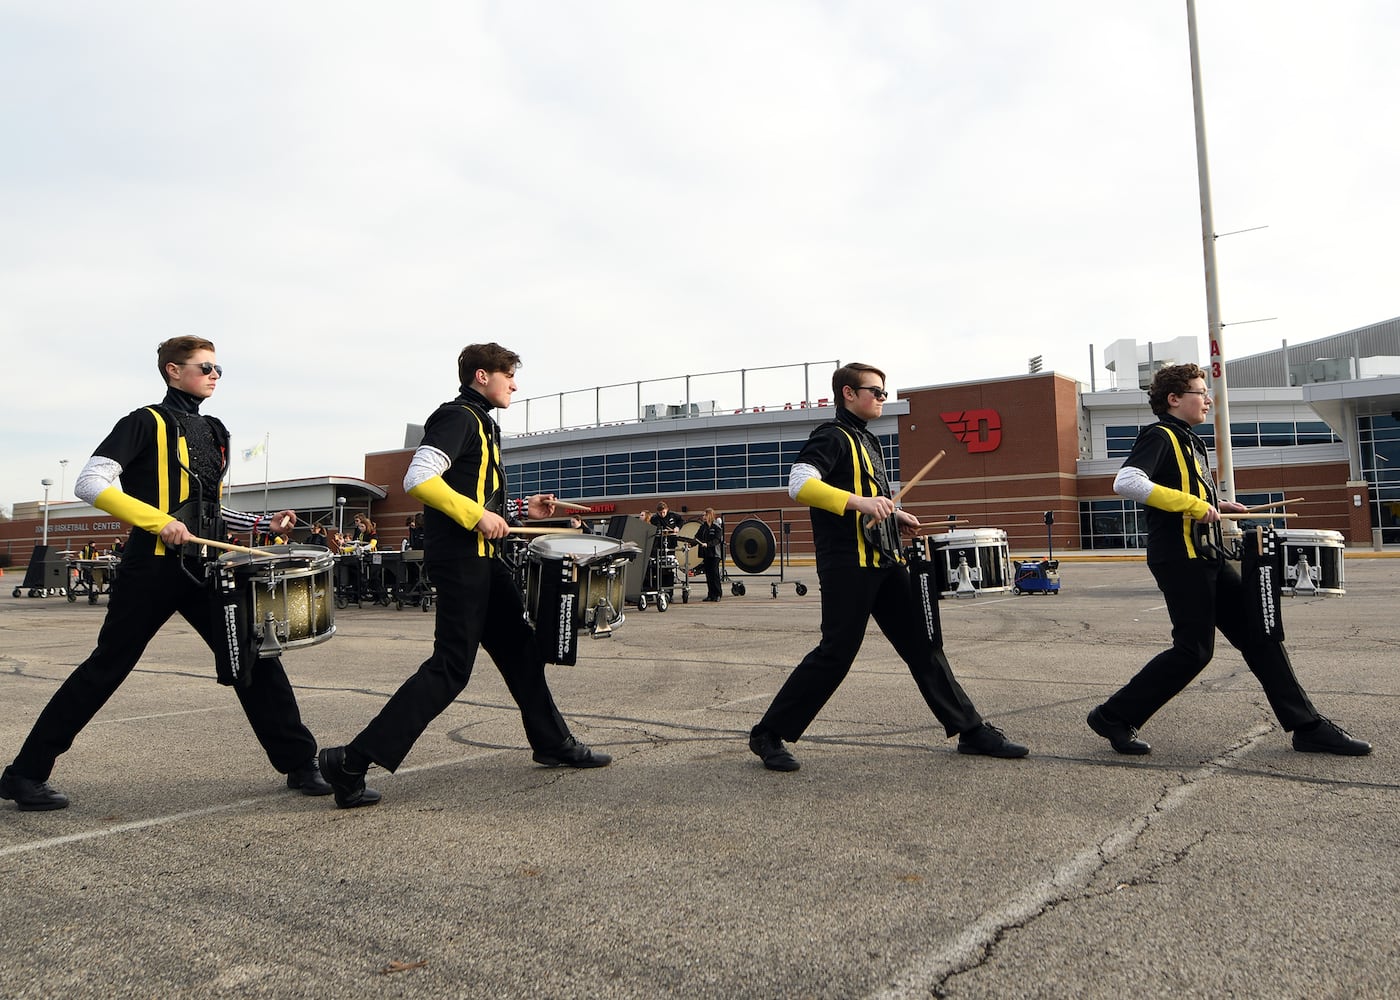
[528,536,624,557]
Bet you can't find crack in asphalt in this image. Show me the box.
[865,723,1275,1000]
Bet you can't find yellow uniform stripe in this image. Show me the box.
[148,408,170,556]
[1158,425,1206,559]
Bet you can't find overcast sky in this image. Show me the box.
[3,1,1396,514]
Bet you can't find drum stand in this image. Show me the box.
[637,539,680,612]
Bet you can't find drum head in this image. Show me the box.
[677,521,702,541]
[218,543,333,572]
[528,535,624,564]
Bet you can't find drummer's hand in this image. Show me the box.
[268,510,297,533]
[475,511,510,539]
[159,520,194,546]
[527,494,557,520]
[851,494,896,522]
[1218,500,1249,514]
[1199,505,1221,524]
[895,509,921,537]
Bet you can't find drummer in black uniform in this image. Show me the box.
[317,342,610,809]
[1088,363,1371,757]
[1,336,331,812]
[748,362,1028,772]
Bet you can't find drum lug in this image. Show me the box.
[257,611,285,658]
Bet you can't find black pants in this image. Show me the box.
[757,564,982,742]
[11,555,316,782]
[1103,558,1320,731]
[350,556,570,771]
[702,553,722,600]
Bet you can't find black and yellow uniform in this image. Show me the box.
[344,386,571,772]
[755,407,982,743]
[1103,415,1319,730]
[8,387,318,787]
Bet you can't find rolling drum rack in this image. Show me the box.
[725,508,807,599]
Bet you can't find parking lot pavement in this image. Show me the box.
[1,560,1396,998]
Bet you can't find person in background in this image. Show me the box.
[697,508,724,602]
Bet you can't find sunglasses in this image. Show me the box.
[177,361,224,376]
[852,385,888,401]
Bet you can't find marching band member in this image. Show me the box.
[2,337,329,812]
[748,362,1028,772]
[317,343,610,809]
[1089,364,1371,756]
[697,508,724,602]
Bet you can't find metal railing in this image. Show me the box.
[499,360,841,437]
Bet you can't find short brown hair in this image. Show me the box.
[458,343,522,385]
[1148,363,1207,415]
[832,362,886,409]
[157,337,216,383]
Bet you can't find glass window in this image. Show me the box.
[1228,423,1258,448]
[1259,422,1294,448]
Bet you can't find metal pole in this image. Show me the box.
[59,459,68,500]
[1187,0,1235,502]
[41,479,53,546]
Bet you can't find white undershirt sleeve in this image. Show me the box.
[74,457,122,505]
[404,445,451,493]
[1113,465,1154,503]
[789,462,821,501]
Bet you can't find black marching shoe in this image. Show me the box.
[957,723,1029,758]
[749,727,800,772]
[533,735,612,768]
[286,757,334,796]
[1293,717,1372,756]
[1,766,70,811]
[1087,705,1151,755]
[317,747,381,809]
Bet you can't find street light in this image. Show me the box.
[59,459,69,500]
[337,496,346,536]
[41,478,53,546]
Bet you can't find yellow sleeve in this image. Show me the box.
[92,485,175,536]
[796,477,852,516]
[408,475,486,530]
[1144,484,1211,520]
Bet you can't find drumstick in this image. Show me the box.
[550,500,594,513]
[188,535,278,556]
[913,520,971,534]
[1217,512,1299,520]
[506,527,586,536]
[1241,498,1304,513]
[892,451,946,504]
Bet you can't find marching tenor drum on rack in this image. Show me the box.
[922,528,1011,598]
[1273,528,1346,595]
[524,535,640,665]
[209,545,336,687]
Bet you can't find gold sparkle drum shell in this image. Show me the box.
[217,544,336,656]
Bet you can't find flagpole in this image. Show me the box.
[261,432,270,516]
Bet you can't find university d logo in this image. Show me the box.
[941,409,1002,453]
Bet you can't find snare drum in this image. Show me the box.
[217,545,336,657]
[1274,528,1345,596]
[925,528,1011,597]
[526,536,640,633]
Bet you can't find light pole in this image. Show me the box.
[41,478,53,546]
[337,496,346,536]
[59,459,69,500]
